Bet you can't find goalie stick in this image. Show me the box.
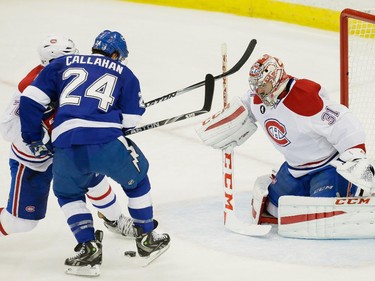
[125,73,215,135]
[145,39,257,107]
[221,43,271,237]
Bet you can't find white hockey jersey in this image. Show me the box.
[242,78,366,177]
[0,65,53,172]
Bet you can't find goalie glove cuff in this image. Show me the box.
[333,148,375,194]
[338,148,366,162]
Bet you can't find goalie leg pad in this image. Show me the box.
[196,97,257,149]
[278,195,375,239]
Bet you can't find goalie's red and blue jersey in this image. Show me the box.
[20,54,145,148]
[243,78,366,177]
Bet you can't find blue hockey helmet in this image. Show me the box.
[92,30,129,62]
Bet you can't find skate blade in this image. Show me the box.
[65,264,100,277]
[139,244,170,267]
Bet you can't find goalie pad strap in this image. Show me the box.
[251,175,273,224]
[278,195,375,239]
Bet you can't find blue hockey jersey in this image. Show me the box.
[20,54,145,148]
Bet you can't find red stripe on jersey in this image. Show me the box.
[283,79,323,116]
[206,106,245,131]
[0,208,7,236]
[11,143,50,160]
[349,144,366,152]
[253,95,262,105]
[18,65,44,93]
[86,185,112,201]
[280,210,346,225]
[12,164,25,217]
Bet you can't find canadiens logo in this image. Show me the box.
[264,119,290,146]
[25,206,36,212]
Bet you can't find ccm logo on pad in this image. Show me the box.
[335,197,371,205]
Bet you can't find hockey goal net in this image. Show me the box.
[340,8,375,163]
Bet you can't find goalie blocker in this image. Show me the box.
[196,97,257,149]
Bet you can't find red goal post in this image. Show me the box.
[340,8,375,162]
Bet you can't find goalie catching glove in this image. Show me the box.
[332,148,375,195]
[195,97,257,149]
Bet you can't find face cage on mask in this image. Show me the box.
[249,81,278,107]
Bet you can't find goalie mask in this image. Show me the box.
[38,35,78,66]
[248,54,289,107]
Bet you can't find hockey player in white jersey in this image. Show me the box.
[0,35,134,241]
[197,54,375,226]
[19,30,170,275]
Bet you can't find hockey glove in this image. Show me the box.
[332,148,375,194]
[27,140,53,158]
[195,97,257,149]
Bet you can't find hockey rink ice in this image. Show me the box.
[1,0,375,280]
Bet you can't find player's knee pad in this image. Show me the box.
[1,209,38,234]
[124,176,152,210]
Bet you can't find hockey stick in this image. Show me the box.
[145,39,257,107]
[221,43,271,237]
[124,40,256,135]
[125,73,215,135]
[222,148,272,236]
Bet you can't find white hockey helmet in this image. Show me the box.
[248,54,289,107]
[38,35,78,66]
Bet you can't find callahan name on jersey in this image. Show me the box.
[66,55,124,74]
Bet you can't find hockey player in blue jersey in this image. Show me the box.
[0,35,134,239]
[19,30,170,276]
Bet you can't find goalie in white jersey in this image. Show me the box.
[197,54,375,225]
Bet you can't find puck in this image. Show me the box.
[124,251,137,257]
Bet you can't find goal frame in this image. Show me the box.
[340,8,375,106]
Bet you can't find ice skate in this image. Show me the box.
[135,228,170,266]
[64,230,103,277]
[98,212,136,238]
[98,212,159,238]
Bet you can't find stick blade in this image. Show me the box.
[224,212,272,236]
[225,220,272,237]
[203,73,215,111]
[216,39,257,79]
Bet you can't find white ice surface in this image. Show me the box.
[1,1,375,280]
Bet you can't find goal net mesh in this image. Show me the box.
[343,9,375,162]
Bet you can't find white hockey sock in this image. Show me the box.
[86,179,122,221]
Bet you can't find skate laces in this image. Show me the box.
[150,231,168,242]
[117,214,135,236]
[67,244,88,261]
